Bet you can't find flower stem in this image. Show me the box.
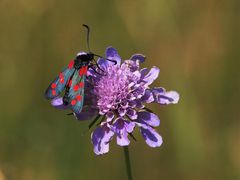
[123,146,133,180]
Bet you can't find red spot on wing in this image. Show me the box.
[84,66,88,74]
[59,72,64,78]
[60,78,64,83]
[76,95,82,101]
[71,99,77,105]
[68,79,72,87]
[68,60,74,69]
[79,82,84,88]
[79,66,88,76]
[59,72,64,83]
[52,90,56,96]
[51,83,57,89]
[73,85,79,91]
[79,68,84,76]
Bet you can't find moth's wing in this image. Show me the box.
[68,66,88,114]
[45,60,75,99]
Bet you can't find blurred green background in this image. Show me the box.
[0,0,239,179]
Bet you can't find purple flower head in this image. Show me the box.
[84,47,179,155]
[51,47,179,155]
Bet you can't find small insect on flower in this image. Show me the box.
[45,25,116,114]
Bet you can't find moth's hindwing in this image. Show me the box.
[45,60,75,99]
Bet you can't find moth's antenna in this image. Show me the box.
[82,24,91,52]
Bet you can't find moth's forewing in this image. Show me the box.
[45,60,75,99]
[68,66,88,114]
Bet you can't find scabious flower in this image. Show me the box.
[52,47,179,155]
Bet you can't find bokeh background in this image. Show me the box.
[0,0,239,179]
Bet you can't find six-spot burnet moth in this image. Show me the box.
[45,24,116,114]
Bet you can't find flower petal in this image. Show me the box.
[125,121,135,133]
[140,126,163,147]
[106,111,114,122]
[91,126,114,155]
[141,89,154,103]
[127,93,136,101]
[126,108,138,120]
[106,47,121,65]
[128,100,137,108]
[112,118,125,134]
[137,111,160,127]
[130,54,146,63]
[152,87,180,104]
[162,91,180,104]
[140,68,148,79]
[118,107,126,117]
[132,86,145,99]
[142,66,160,86]
[74,109,97,121]
[51,97,69,109]
[135,99,144,109]
[112,118,134,146]
[120,100,128,109]
[122,60,140,72]
[97,57,109,70]
[116,133,130,146]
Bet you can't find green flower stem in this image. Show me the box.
[123,146,133,180]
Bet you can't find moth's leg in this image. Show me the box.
[93,53,117,65]
[89,66,104,76]
[92,58,107,74]
[88,64,106,76]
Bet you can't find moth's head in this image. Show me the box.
[75,51,94,62]
[76,52,87,58]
